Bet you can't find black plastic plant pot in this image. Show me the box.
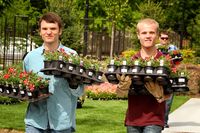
[144,66,154,74]
[155,66,169,75]
[12,86,19,96]
[131,65,142,74]
[156,76,168,86]
[106,74,119,84]
[65,62,76,72]
[44,60,52,69]
[132,76,143,85]
[50,60,66,76]
[51,60,65,70]
[107,65,118,73]
[27,90,39,99]
[74,66,86,80]
[76,66,86,75]
[20,90,26,97]
[86,69,95,77]
[120,65,129,73]
[175,77,188,85]
[144,75,153,82]
[96,71,103,81]
[0,85,4,93]
[39,86,49,94]
[5,84,12,94]
[173,86,189,92]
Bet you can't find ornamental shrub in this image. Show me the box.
[85,82,127,100]
[180,49,196,64]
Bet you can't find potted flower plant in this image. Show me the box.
[169,50,183,64]
[143,57,155,82]
[154,55,172,85]
[105,58,119,84]
[171,68,189,92]
[3,73,12,94]
[129,58,144,85]
[92,60,104,83]
[2,65,22,95]
[157,44,168,55]
[62,53,80,79]
[26,72,49,99]
[119,57,130,74]
[43,48,68,76]
[0,72,5,93]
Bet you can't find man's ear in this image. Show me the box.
[39,29,42,36]
[137,32,140,39]
[59,29,62,36]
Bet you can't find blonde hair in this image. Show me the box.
[136,18,159,33]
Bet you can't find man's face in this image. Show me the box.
[159,33,169,45]
[39,20,62,45]
[137,23,158,48]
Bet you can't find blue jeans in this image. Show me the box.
[25,125,73,133]
[165,93,174,125]
[127,125,162,133]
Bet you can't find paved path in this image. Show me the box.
[162,98,200,133]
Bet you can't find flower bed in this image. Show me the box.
[85,82,122,100]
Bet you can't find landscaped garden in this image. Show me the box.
[0,95,190,133]
[0,48,199,133]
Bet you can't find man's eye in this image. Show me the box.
[150,32,155,35]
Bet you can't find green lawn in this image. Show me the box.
[0,95,190,132]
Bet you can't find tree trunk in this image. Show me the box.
[110,21,115,58]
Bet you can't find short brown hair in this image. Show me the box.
[136,18,159,33]
[38,12,63,30]
[159,31,169,36]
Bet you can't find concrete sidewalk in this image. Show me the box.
[162,98,200,133]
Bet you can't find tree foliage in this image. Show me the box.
[47,0,84,53]
[0,0,13,16]
[1,0,200,52]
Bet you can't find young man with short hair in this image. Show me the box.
[116,18,171,133]
[23,12,84,133]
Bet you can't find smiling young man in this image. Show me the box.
[23,12,84,133]
[116,18,170,133]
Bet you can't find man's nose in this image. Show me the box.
[46,30,52,35]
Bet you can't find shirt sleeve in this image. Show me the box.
[168,45,178,52]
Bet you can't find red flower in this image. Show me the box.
[8,67,15,73]
[19,71,27,78]
[28,83,35,92]
[23,79,29,86]
[3,74,10,79]
[171,67,177,73]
